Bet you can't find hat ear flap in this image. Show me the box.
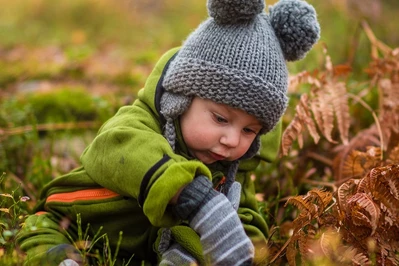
[160,91,192,119]
[160,92,192,150]
[239,135,261,160]
[269,0,320,61]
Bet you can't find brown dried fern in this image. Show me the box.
[362,21,399,152]
[281,45,351,156]
[337,164,399,265]
[339,146,383,183]
[331,22,399,185]
[275,21,399,266]
[269,189,335,264]
[276,164,399,265]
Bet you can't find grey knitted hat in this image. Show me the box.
[160,0,320,190]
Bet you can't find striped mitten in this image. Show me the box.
[159,242,198,266]
[173,176,254,266]
[158,228,198,266]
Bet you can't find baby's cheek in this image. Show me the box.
[236,141,254,158]
[184,130,208,150]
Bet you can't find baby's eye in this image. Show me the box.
[243,127,257,134]
[214,113,228,123]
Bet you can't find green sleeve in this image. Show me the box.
[235,167,268,237]
[80,102,211,227]
[235,120,282,263]
[16,213,72,265]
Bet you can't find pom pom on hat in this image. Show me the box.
[269,0,320,61]
[207,0,265,24]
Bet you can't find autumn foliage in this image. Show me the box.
[270,21,399,265]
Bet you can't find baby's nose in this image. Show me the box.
[220,130,240,148]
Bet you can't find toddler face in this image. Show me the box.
[179,97,262,164]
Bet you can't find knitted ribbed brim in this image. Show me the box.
[163,56,288,133]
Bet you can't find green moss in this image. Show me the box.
[0,59,65,87]
[24,87,113,123]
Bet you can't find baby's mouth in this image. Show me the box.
[209,151,226,161]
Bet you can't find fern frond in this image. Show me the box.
[281,115,303,156]
[311,87,336,143]
[379,79,399,150]
[352,251,372,266]
[281,93,321,156]
[373,186,399,219]
[387,144,399,163]
[298,94,320,144]
[329,81,350,144]
[341,146,382,181]
[332,126,381,184]
[308,189,333,214]
[285,196,314,214]
[318,229,341,258]
[286,242,297,266]
[366,166,380,192]
[333,246,357,263]
[367,164,399,217]
[356,176,369,193]
[282,47,352,156]
[292,214,312,234]
[364,27,399,150]
[347,193,380,235]
[298,228,316,265]
[341,150,370,179]
[337,179,358,212]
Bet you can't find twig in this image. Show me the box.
[0,121,101,142]
[302,179,337,192]
[347,93,384,160]
[268,232,298,265]
[306,151,333,166]
[6,172,36,202]
[335,175,357,187]
[361,20,392,57]
[347,21,362,66]
[324,197,336,213]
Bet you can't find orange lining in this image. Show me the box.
[35,211,48,216]
[215,176,226,192]
[46,188,120,203]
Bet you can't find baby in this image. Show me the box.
[17,0,320,265]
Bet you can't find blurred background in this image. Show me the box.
[1,0,399,205]
[1,0,398,92]
[1,0,398,205]
[1,0,399,263]
[1,0,398,98]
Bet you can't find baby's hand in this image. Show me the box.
[173,176,254,266]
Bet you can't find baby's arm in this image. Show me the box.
[17,212,82,265]
[80,104,211,227]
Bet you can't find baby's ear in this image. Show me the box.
[269,0,320,61]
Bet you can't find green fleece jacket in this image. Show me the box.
[17,48,282,265]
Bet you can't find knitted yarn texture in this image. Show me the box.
[160,0,320,191]
[162,0,320,133]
